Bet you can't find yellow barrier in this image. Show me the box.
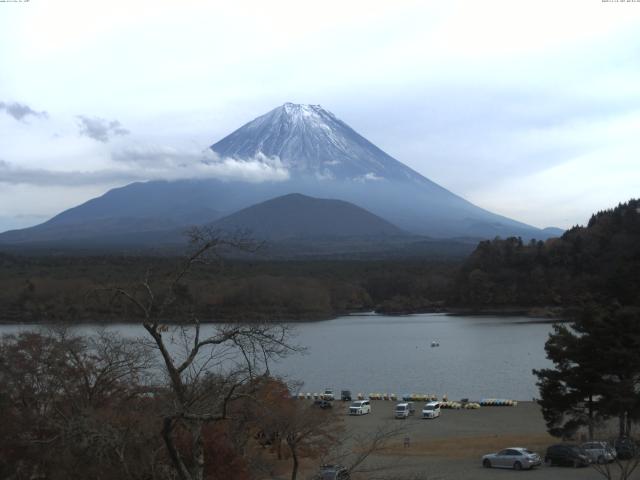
[479,398,517,406]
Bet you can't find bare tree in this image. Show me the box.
[0,328,158,480]
[347,424,408,476]
[106,227,298,480]
[591,439,640,480]
[280,403,342,480]
[317,422,408,479]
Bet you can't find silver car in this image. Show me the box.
[482,447,542,470]
[581,441,616,464]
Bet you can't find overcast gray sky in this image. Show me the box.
[1,0,639,232]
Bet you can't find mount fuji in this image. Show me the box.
[0,103,559,251]
[208,103,553,239]
[211,103,426,183]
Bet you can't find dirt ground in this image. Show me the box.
[297,400,623,480]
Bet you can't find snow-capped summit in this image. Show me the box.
[210,103,427,183]
[281,102,325,119]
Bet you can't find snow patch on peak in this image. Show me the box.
[210,103,430,185]
[281,103,326,121]
[354,172,385,182]
[282,102,322,112]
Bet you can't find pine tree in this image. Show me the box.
[534,304,640,439]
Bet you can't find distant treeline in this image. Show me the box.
[0,254,457,323]
[1,199,637,323]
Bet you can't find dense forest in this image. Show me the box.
[453,199,640,310]
[0,254,457,323]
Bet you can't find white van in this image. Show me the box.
[422,401,441,419]
[349,400,371,415]
[394,402,414,419]
[322,388,335,401]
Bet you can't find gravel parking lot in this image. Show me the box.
[332,400,614,480]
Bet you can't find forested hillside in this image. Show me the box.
[453,199,640,309]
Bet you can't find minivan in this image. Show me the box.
[395,402,414,419]
[581,441,616,464]
[422,401,441,419]
[322,388,335,401]
[349,400,371,415]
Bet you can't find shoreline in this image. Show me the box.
[0,305,566,325]
[374,305,565,319]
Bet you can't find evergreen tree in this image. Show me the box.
[534,304,640,439]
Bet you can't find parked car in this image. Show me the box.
[322,388,335,401]
[394,402,415,419]
[313,399,333,409]
[349,400,371,415]
[544,444,590,467]
[316,464,350,480]
[482,447,542,470]
[341,390,352,401]
[421,401,441,419]
[614,438,637,460]
[581,441,616,464]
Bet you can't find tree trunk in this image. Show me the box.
[588,395,594,440]
[277,436,282,460]
[163,418,192,480]
[290,443,299,480]
[189,422,205,480]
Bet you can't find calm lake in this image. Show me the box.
[0,313,555,400]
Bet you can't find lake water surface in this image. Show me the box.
[0,313,555,400]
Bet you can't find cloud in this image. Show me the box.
[0,159,136,186]
[314,170,335,181]
[76,115,130,142]
[0,147,290,186]
[113,146,290,183]
[0,101,48,121]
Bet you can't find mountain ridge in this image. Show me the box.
[211,193,406,240]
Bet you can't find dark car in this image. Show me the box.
[614,438,637,460]
[341,390,352,401]
[313,399,333,409]
[316,464,350,480]
[545,444,590,467]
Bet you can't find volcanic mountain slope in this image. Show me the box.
[211,103,427,184]
[0,103,560,248]
[212,193,406,240]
